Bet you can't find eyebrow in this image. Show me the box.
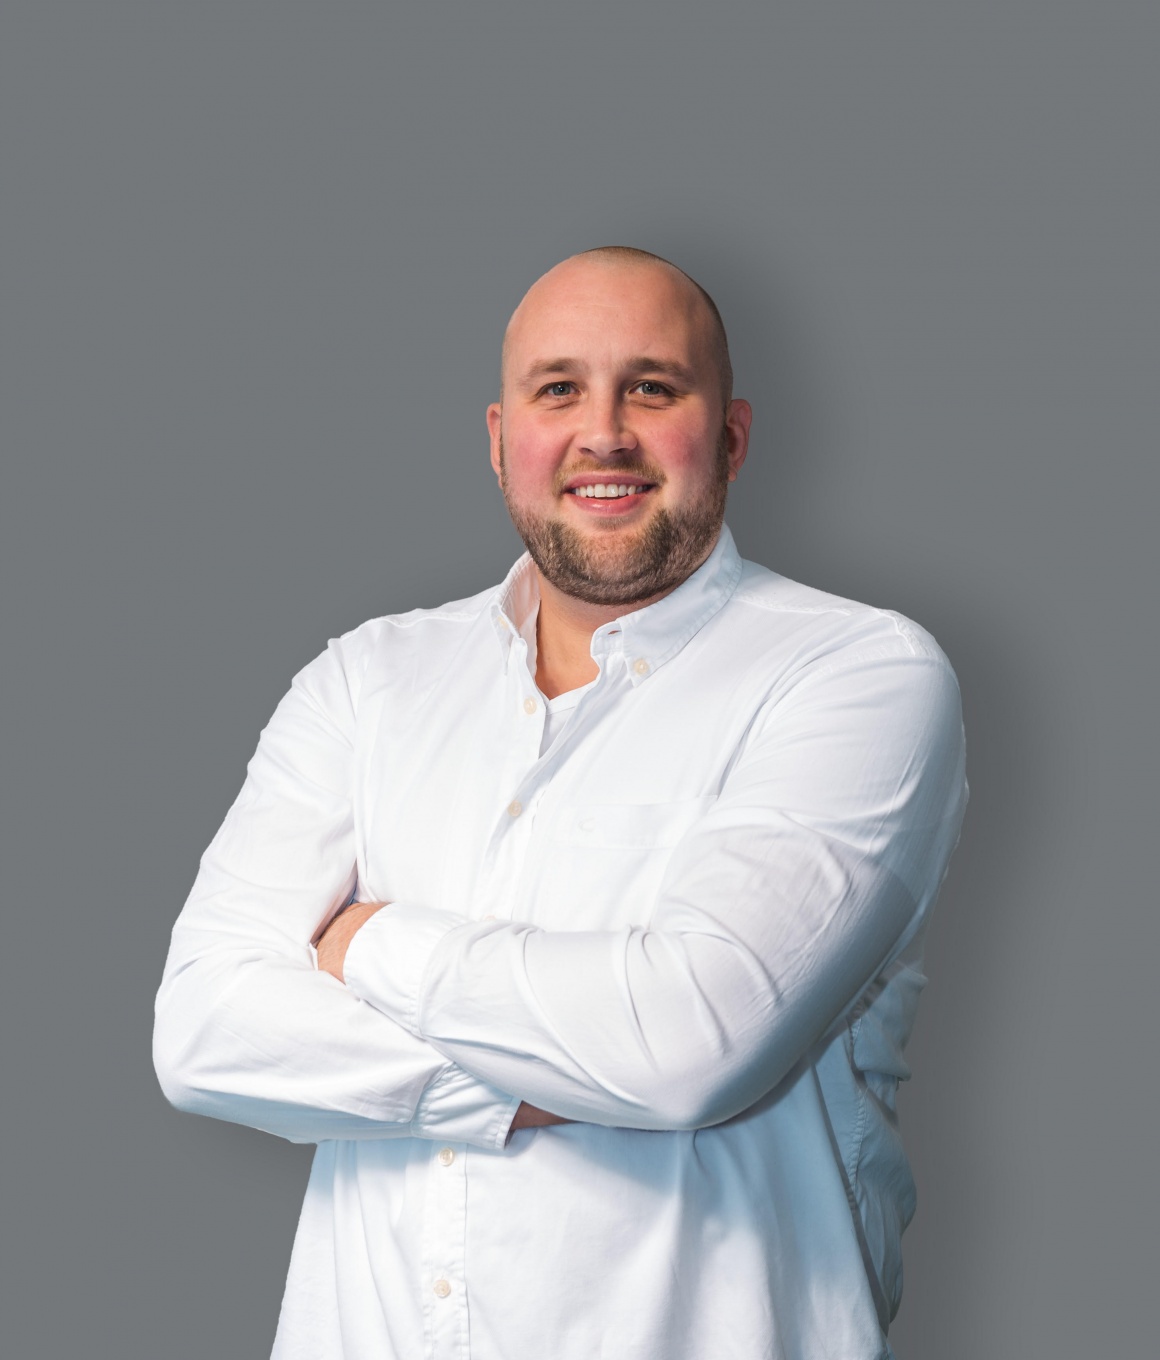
[516,356,698,392]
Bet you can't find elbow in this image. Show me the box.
[644,1091,723,1133]
[646,1084,748,1133]
[636,1060,767,1133]
[152,984,229,1119]
[152,1010,204,1116]
[635,1037,801,1132]
[152,940,277,1119]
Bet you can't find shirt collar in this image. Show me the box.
[489,525,743,684]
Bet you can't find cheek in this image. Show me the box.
[502,430,567,496]
[654,428,722,485]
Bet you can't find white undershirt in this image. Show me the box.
[540,685,586,756]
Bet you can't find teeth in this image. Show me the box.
[572,484,645,498]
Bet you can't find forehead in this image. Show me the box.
[503,259,711,376]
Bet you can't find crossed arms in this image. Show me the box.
[154,634,966,1146]
[314,901,565,1132]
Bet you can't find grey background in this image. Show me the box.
[3,3,1156,1356]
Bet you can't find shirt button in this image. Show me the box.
[507,800,523,818]
[632,657,650,676]
[438,1147,455,1166]
[523,696,538,715]
[433,1278,452,1298]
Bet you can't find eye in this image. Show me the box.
[633,380,671,397]
[541,381,576,398]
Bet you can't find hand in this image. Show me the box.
[316,901,387,982]
[319,914,573,1130]
[509,1101,571,1132]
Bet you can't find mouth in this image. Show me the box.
[563,477,658,501]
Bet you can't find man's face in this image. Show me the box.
[487,258,751,608]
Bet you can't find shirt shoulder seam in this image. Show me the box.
[730,591,920,657]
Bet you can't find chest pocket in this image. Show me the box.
[550,795,718,849]
[527,796,719,929]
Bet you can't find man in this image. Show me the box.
[154,247,967,1359]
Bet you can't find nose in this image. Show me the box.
[578,393,638,461]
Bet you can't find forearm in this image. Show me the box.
[344,835,917,1129]
[154,919,519,1147]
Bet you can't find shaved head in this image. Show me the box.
[502,247,734,407]
[487,245,752,610]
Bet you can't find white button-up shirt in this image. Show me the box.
[154,527,967,1360]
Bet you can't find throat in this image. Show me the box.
[533,586,605,699]
[535,648,599,701]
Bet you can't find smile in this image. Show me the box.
[565,483,654,499]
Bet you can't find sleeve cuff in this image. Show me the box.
[343,900,465,1033]
[412,1064,522,1151]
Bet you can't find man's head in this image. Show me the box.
[488,248,751,610]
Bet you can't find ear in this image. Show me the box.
[486,402,503,487]
[724,399,752,482]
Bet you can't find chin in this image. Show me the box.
[518,506,724,609]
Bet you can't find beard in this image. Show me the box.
[500,430,731,608]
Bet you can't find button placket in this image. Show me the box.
[480,763,545,929]
[420,1139,469,1358]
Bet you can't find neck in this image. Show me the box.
[533,573,672,700]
